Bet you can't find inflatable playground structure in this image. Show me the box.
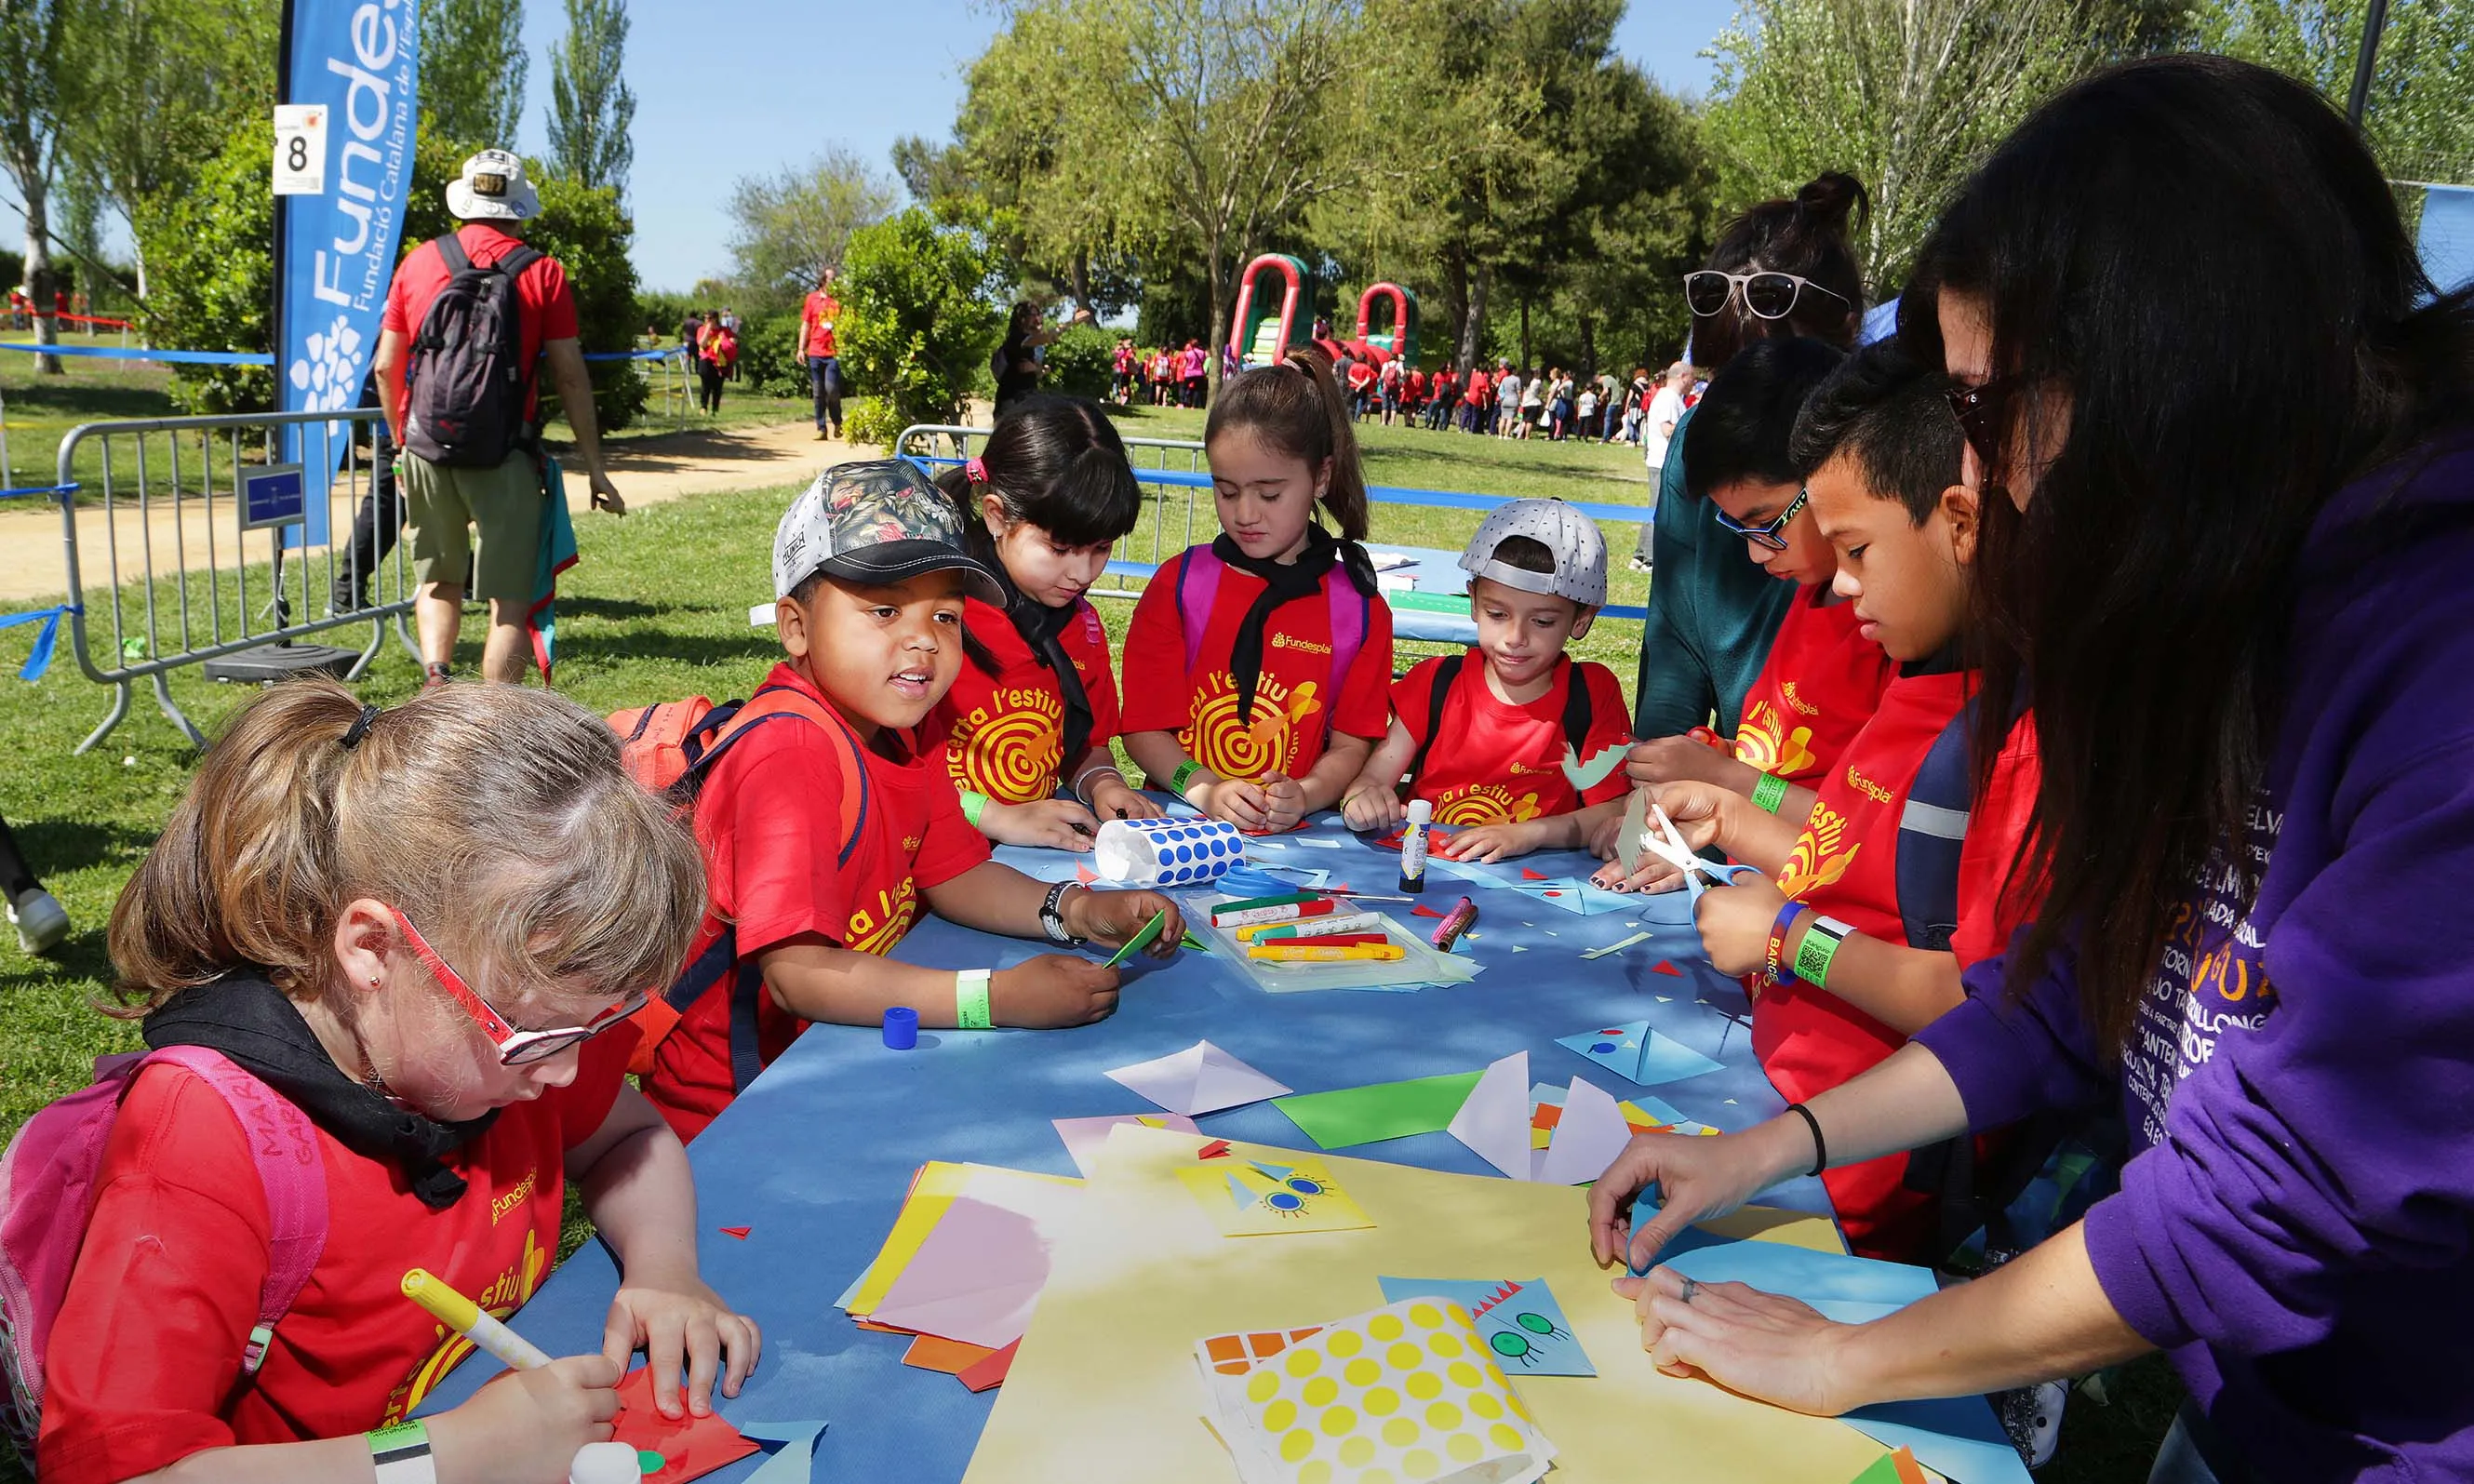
[1229,253,1421,370]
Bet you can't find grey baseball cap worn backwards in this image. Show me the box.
[1460,497,1610,608]
[772,459,1007,605]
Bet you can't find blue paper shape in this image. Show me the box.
[1652,1242,2029,1484]
[1555,1020,1725,1086]
[1376,1276,1595,1377]
[738,1421,829,1484]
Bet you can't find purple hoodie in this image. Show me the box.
[1915,430,2474,1483]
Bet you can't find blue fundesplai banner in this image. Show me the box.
[280,0,419,547]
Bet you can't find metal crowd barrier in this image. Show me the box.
[51,407,417,754]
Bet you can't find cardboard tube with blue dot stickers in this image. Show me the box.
[1093,818,1245,886]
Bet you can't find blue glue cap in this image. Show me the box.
[882,1006,919,1050]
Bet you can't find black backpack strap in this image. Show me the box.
[1558,658,1596,755]
[434,232,473,278]
[1404,652,1464,788]
[1893,696,1978,952]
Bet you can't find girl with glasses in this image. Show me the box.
[36,681,760,1483]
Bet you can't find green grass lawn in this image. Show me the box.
[0,394,2178,1484]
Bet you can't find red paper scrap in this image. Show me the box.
[1076,862,1098,885]
[1520,868,1549,881]
[957,1338,1021,1392]
[718,1225,750,1239]
[1653,960,1684,977]
[1543,890,1564,898]
[1411,904,1444,918]
[611,1366,761,1484]
[1197,1139,1231,1159]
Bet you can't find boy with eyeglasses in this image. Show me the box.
[1614,338,1893,823]
[1598,337,2045,1263]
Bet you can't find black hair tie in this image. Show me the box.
[338,703,381,750]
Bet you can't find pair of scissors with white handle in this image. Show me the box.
[1640,801,1764,902]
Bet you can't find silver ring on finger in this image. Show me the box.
[1680,1277,1698,1304]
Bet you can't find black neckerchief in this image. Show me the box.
[145,973,499,1210]
[1210,527,1378,723]
[983,559,1095,775]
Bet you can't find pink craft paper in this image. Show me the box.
[865,1197,1052,1349]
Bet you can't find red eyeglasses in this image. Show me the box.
[388,907,645,1066]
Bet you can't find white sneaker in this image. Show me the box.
[10,888,70,954]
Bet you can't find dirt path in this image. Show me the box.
[0,420,863,606]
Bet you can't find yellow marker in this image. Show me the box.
[402,1267,554,1370]
[1246,943,1406,963]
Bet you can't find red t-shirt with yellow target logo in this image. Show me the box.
[1391,651,1632,825]
[1730,582,1895,785]
[1119,547,1395,782]
[35,1028,634,1481]
[928,595,1122,803]
[643,662,992,1141]
[1755,668,2040,1260]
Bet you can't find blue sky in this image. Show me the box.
[508,0,1745,291]
[6,2,1745,295]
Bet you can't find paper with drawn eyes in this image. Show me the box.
[1559,741,1630,790]
[1655,1240,2031,1484]
[1375,1276,1596,1377]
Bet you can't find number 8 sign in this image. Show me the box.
[272,103,328,196]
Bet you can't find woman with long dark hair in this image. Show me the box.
[1626,173,1866,747]
[1585,56,2474,1482]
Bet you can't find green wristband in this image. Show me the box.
[368,1420,435,1484]
[1750,771,1790,815]
[956,968,994,1029]
[959,789,989,829]
[1169,759,1205,796]
[1793,916,1852,988]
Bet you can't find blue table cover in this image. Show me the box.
[420,816,1819,1481]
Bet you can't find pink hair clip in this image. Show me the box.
[965,457,989,484]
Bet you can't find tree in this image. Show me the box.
[545,0,635,195]
[836,206,1001,440]
[2195,0,2474,188]
[725,148,899,310]
[64,0,276,301]
[1701,0,2100,291]
[421,0,528,148]
[0,0,85,372]
[973,0,1360,397]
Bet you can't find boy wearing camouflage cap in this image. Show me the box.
[638,460,1181,1142]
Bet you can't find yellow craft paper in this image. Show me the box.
[847,1161,1080,1317]
[1174,1154,1376,1237]
[963,1125,1886,1484]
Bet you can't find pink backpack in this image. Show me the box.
[0,1047,328,1468]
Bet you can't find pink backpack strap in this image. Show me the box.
[1320,569,1368,742]
[1177,544,1224,680]
[141,1048,328,1378]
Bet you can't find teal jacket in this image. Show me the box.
[1630,407,1796,739]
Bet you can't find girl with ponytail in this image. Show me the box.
[38,679,759,1483]
[928,394,1161,847]
[1120,346,1396,833]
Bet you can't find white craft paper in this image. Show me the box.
[1104,1040,1292,1116]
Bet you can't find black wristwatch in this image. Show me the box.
[1040,881,1087,946]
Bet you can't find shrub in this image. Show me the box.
[838,207,1001,432]
[737,312,809,400]
[1041,321,1116,400]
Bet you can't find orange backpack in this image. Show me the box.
[608,685,872,1073]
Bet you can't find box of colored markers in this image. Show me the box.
[1184,889,1479,995]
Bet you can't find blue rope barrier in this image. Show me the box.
[0,603,75,680]
[913,453,1653,527]
[0,482,76,502]
[2,342,672,366]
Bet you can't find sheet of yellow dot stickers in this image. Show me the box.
[961,1124,1908,1484]
[1197,1297,1557,1484]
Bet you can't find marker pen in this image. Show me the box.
[1248,943,1407,963]
[1238,911,1384,942]
[1210,896,1344,929]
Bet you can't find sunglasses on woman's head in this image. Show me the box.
[387,907,645,1067]
[1714,487,1810,551]
[1683,270,1852,322]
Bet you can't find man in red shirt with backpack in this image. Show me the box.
[372,149,626,686]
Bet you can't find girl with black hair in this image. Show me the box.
[1626,173,1868,757]
[994,303,1092,421]
[1585,56,2474,1484]
[928,396,1162,848]
[1120,347,1396,834]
